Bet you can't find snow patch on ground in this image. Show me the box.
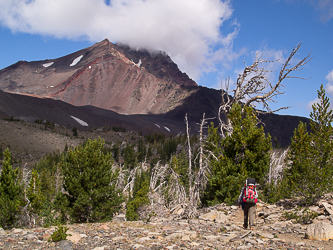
[137,59,142,67]
[70,115,89,126]
[43,62,54,68]
[164,126,170,132]
[70,55,83,66]
[155,123,161,128]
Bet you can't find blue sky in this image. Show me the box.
[0,0,332,118]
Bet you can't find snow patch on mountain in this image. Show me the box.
[43,62,54,68]
[70,55,83,66]
[164,126,170,132]
[155,123,160,128]
[70,115,88,126]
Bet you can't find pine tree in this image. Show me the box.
[58,138,124,223]
[137,138,147,163]
[284,84,333,204]
[170,149,189,190]
[203,103,272,205]
[125,170,150,221]
[27,169,45,215]
[309,84,333,179]
[0,149,25,229]
[123,143,137,169]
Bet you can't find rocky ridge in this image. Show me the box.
[2,194,333,250]
[0,39,311,147]
[0,39,197,115]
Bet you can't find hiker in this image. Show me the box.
[238,178,258,230]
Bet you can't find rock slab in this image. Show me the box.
[305,222,333,241]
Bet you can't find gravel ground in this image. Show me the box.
[0,119,140,168]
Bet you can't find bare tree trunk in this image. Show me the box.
[269,148,289,186]
[184,113,213,219]
[122,165,141,194]
[185,114,193,213]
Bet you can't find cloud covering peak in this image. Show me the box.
[0,0,236,81]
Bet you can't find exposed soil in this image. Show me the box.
[0,119,141,168]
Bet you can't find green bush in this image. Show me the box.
[49,226,71,242]
[283,207,318,224]
[58,138,124,223]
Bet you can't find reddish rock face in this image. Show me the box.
[0,39,197,115]
[0,39,310,148]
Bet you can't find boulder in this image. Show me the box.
[58,240,73,250]
[66,231,82,243]
[199,210,228,223]
[93,247,106,250]
[113,214,126,222]
[98,224,109,230]
[256,202,266,212]
[12,229,23,234]
[321,202,333,215]
[305,222,333,241]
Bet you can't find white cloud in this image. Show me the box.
[326,83,333,96]
[0,0,238,81]
[307,69,333,111]
[310,0,333,22]
[307,98,319,111]
[326,69,333,83]
[325,70,333,107]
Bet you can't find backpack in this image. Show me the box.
[242,178,257,204]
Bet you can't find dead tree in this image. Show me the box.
[19,164,32,228]
[269,148,289,186]
[184,113,214,218]
[148,162,183,208]
[219,43,311,137]
[184,114,194,215]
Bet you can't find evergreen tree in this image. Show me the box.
[137,138,146,163]
[72,127,78,137]
[0,149,25,229]
[126,170,149,221]
[27,169,45,216]
[159,137,178,162]
[283,84,333,204]
[58,138,124,223]
[0,144,3,159]
[34,151,62,202]
[203,103,272,205]
[123,143,137,169]
[170,149,189,190]
[111,143,120,162]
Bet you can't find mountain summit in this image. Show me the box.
[0,39,309,147]
[0,39,196,115]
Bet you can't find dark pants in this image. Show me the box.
[243,203,256,228]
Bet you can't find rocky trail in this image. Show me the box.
[2,199,333,250]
